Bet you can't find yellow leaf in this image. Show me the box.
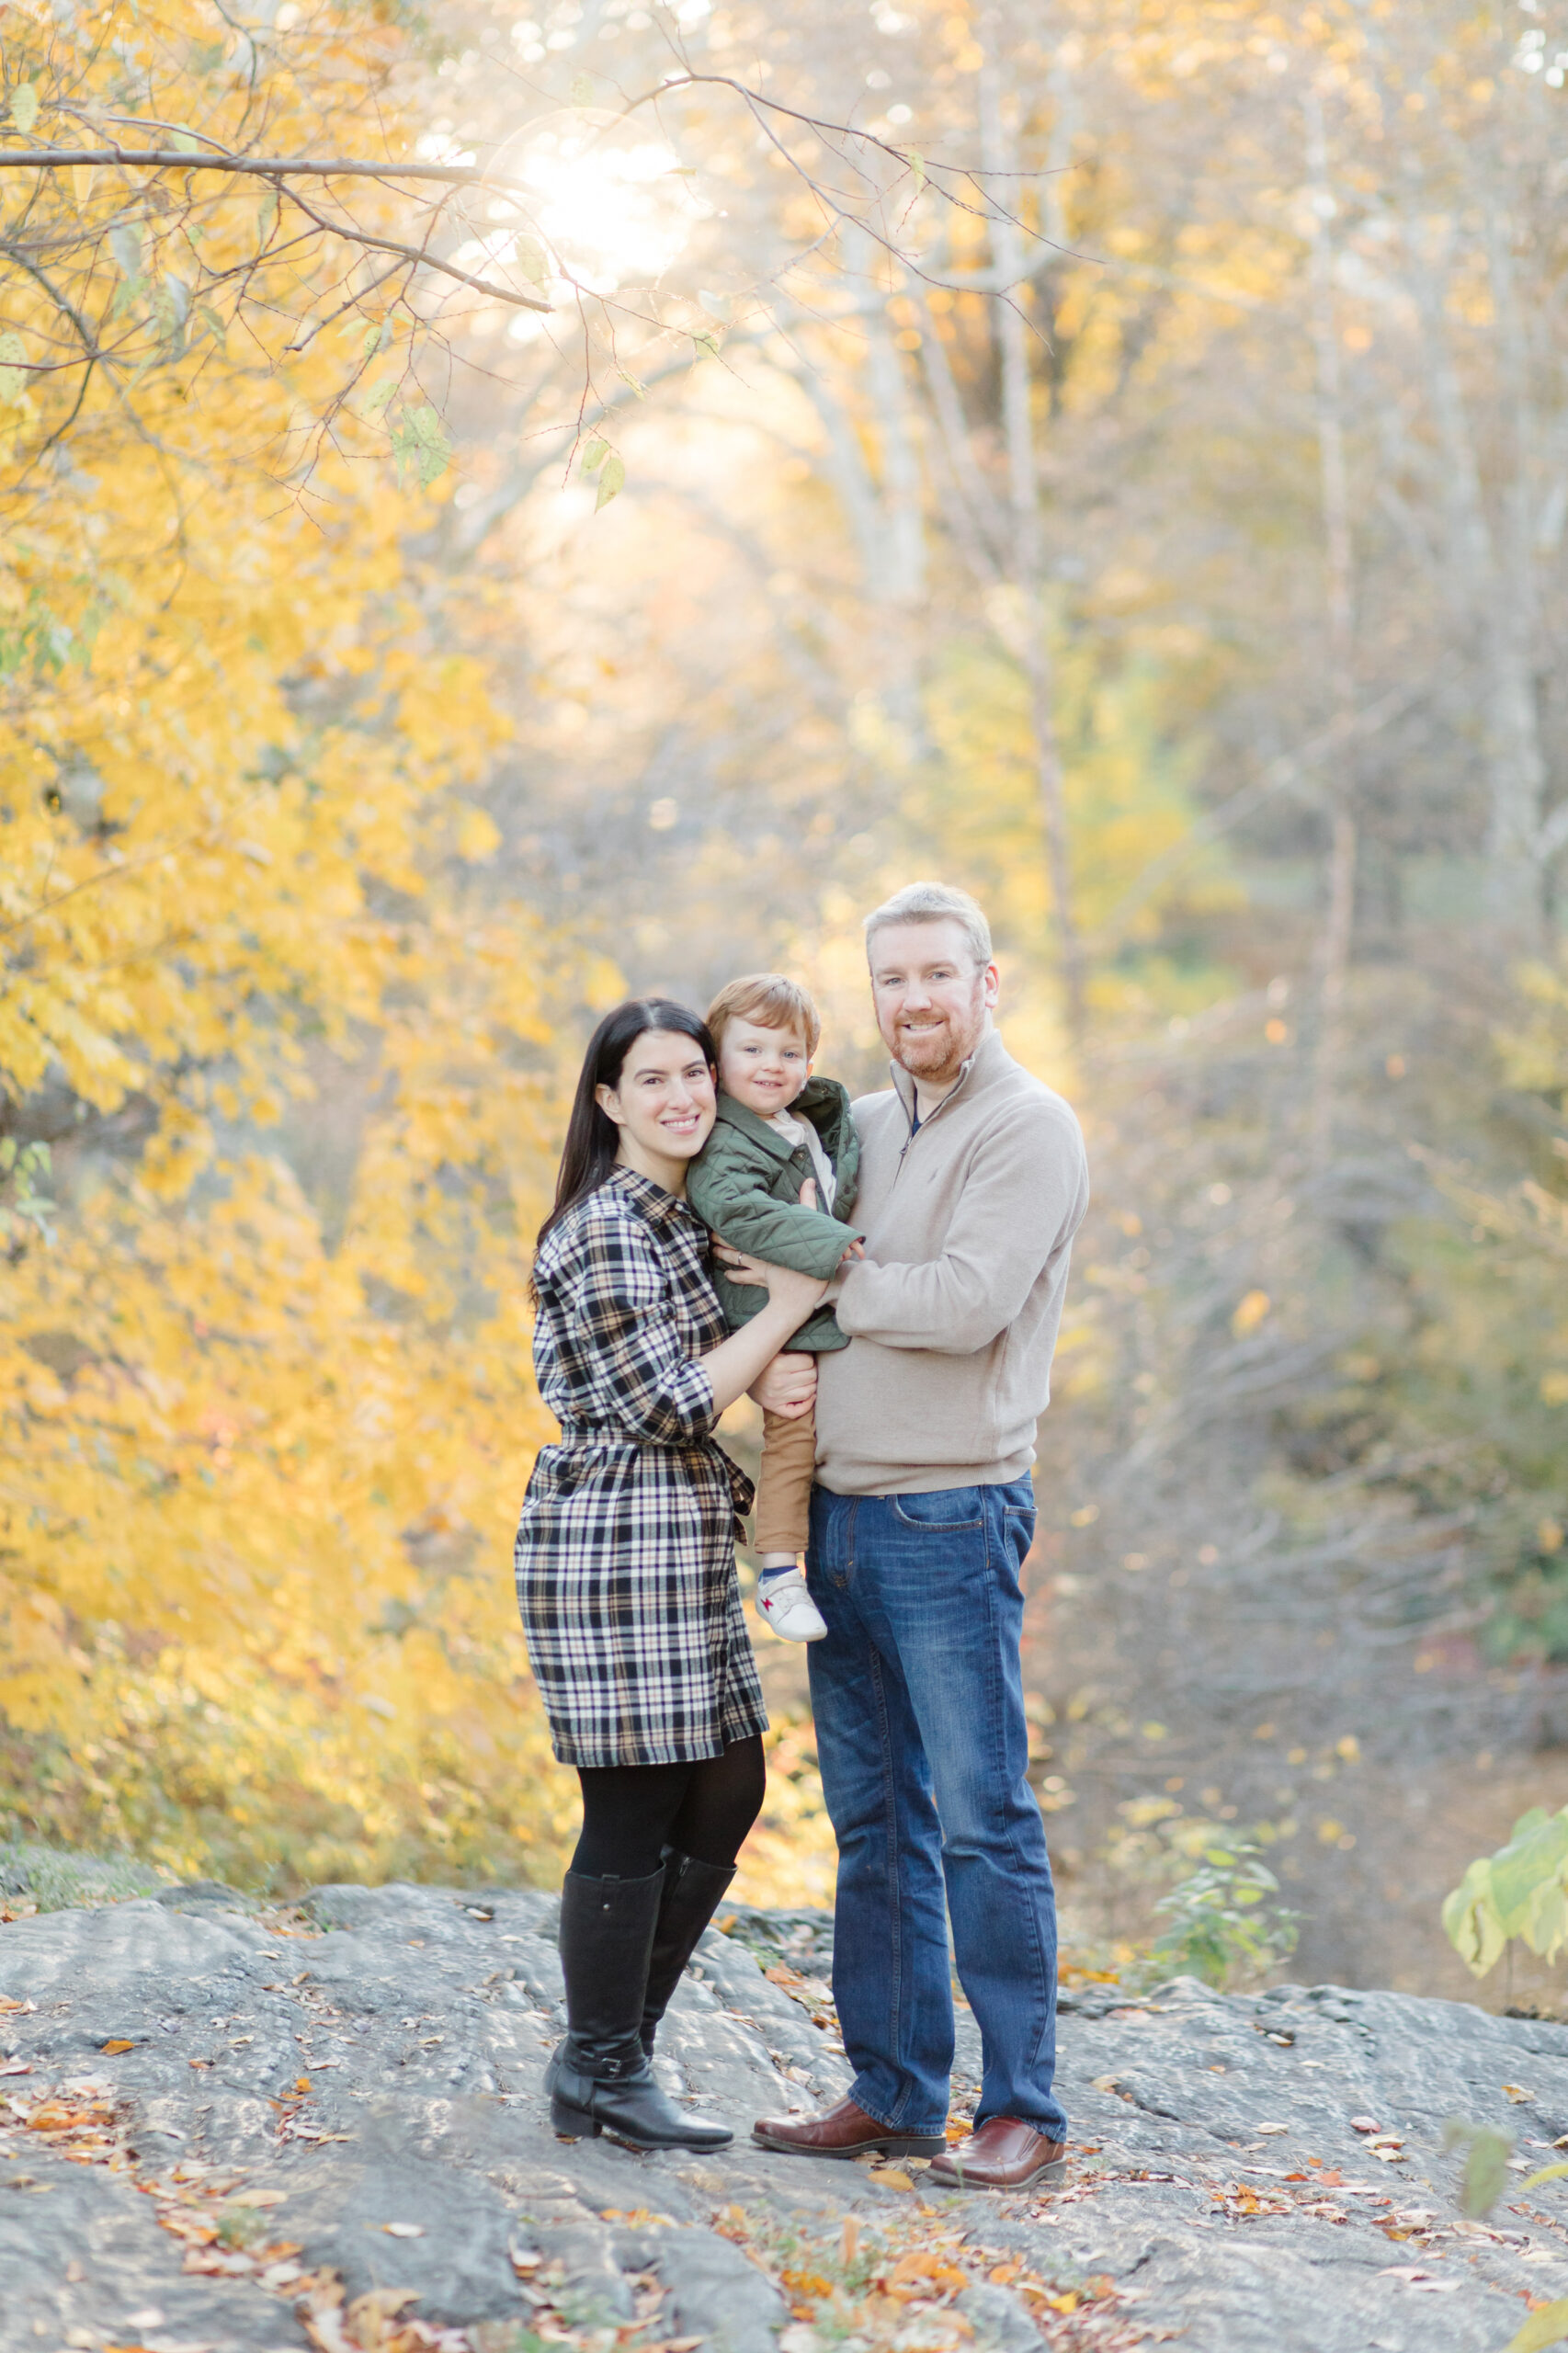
[1506,2301,1568,2353]
[1231,1290,1271,1337]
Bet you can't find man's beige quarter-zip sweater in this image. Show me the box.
[813,1024,1089,1497]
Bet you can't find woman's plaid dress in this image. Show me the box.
[515,1165,768,1768]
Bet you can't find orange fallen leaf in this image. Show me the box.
[780,2269,835,2297]
[101,2040,137,2054]
[869,2167,914,2190]
[292,2076,312,2095]
[989,2262,1021,2284]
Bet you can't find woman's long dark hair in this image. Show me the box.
[534,997,717,1268]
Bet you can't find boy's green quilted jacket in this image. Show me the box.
[686,1078,862,1353]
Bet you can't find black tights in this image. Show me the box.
[572,1734,766,1880]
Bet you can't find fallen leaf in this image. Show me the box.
[989,2261,1020,2284]
[0,1997,35,2014]
[1506,2086,1538,2104]
[101,2040,137,2055]
[0,2062,31,2077]
[869,2167,915,2190]
[381,2222,424,2238]
[1506,2301,1568,2353]
[1255,2122,1290,2136]
[292,2077,312,2096]
[226,2189,286,2208]
[1349,2116,1381,2134]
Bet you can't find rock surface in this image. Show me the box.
[2,1870,1566,2352]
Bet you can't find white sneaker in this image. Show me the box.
[756,1570,828,1643]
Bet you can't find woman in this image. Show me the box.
[516,996,828,2151]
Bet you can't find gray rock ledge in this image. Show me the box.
[2,1875,1566,2352]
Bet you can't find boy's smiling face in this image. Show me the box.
[719,1016,812,1117]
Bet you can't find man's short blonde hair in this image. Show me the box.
[706,972,823,1057]
[863,881,993,971]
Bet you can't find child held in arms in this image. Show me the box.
[687,976,863,1643]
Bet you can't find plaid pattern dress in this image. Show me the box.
[515,1165,767,1768]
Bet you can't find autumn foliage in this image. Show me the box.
[0,0,581,1886]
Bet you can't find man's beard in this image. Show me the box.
[892,991,985,1082]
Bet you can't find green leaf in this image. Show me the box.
[1519,2162,1568,2194]
[581,437,608,473]
[361,377,397,417]
[594,451,625,512]
[362,315,394,358]
[515,234,550,287]
[1443,1857,1506,1977]
[1442,2120,1515,2218]
[109,222,144,281]
[691,329,722,360]
[256,189,278,242]
[196,303,226,344]
[1492,1812,1568,1937]
[697,289,732,322]
[0,328,28,405]
[393,404,451,488]
[1506,2301,1568,2353]
[617,368,646,400]
[906,149,926,195]
[9,83,40,135]
[168,127,201,154]
[570,74,594,105]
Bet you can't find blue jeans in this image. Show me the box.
[805,1478,1066,2142]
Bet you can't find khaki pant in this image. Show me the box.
[755,1404,818,1557]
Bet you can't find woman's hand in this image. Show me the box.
[750,1351,818,1420]
[723,1252,830,1327]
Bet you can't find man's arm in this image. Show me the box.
[835,1100,1088,1354]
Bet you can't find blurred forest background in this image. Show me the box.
[3,0,1568,2004]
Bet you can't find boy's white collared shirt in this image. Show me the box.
[763,1107,838,1211]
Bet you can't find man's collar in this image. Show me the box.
[888,1024,1008,1117]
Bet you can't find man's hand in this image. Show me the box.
[749,1351,817,1420]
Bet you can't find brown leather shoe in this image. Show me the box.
[926,2116,1068,2189]
[752,2096,947,2160]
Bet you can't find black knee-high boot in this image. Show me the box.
[640,1850,736,2056]
[550,1868,733,2150]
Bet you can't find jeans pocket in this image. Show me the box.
[890,1485,984,1530]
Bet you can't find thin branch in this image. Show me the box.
[274,180,551,313]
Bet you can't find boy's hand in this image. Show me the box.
[750,1352,817,1419]
[799,1176,818,1210]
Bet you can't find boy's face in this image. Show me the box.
[718,1016,812,1116]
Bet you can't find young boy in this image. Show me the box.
[687,975,862,1643]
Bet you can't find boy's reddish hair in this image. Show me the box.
[706,972,822,1058]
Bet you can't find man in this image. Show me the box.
[750,881,1089,2189]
